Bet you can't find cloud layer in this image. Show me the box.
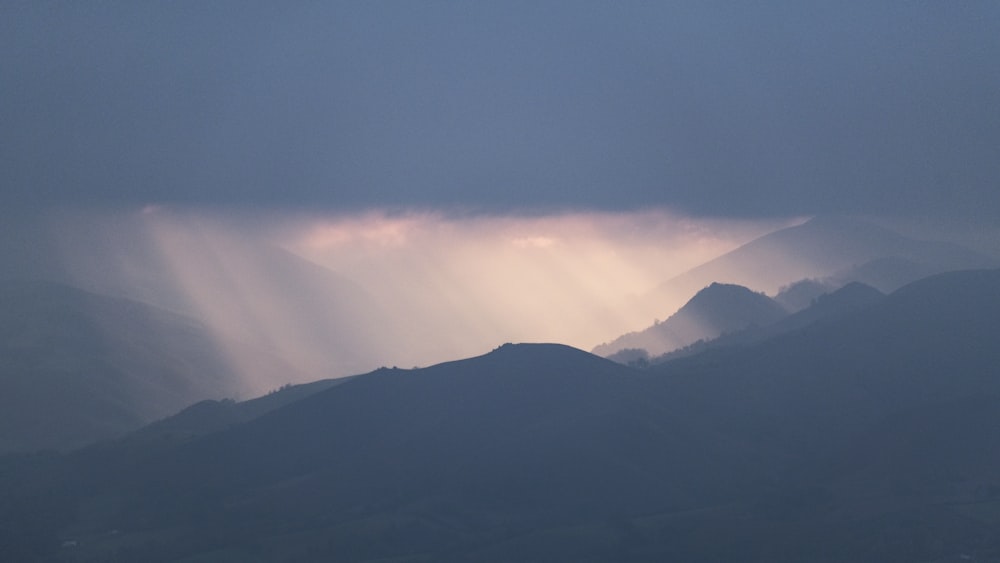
[27,206,791,389]
[3,3,998,219]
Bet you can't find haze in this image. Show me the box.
[2,2,999,390]
[13,206,789,387]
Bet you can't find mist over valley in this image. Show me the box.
[3,3,1000,561]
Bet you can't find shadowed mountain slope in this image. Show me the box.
[648,216,994,312]
[594,282,787,357]
[2,270,1000,562]
[657,281,886,362]
[131,344,753,527]
[132,376,353,443]
[648,269,1000,462]
[773,278,838,312]
[0,280,290,453]
[0,215,420,382]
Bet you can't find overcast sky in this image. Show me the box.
[3,2,999,220]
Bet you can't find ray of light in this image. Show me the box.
[42,206,798,392]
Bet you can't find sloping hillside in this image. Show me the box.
[594,282,786,357]
[3,270,1000,562]
[648,216,993,309]
[0,280,291,452]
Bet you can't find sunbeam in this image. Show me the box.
[40,206,794,391]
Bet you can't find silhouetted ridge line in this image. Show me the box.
[646,216,994,313]
[3,269,1000,562]
[595,282,786,358]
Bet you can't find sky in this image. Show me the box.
[3,2,999,220]
[3,3,1000,384]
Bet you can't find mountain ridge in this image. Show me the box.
[645,216,994,313]
[3,269,1000,562]
[594,282,786,358]
[0,279,275,453]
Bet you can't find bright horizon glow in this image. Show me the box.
[45,206,800,392]
[280,208,798,349]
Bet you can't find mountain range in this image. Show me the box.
[643,215,994,313]
[3,268,999,562]
[0,216,420,386]
[594,282,787,358]
[0,280,276,453]
[596,216,995,359]
[653,280,887,363]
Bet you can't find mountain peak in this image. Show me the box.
[594,282,786,358]
[799,214,879,229]
[680,282,785,324]
[692,281,762,300]
[648,214,989,304]
[489,342,579,355]
[479,342,615,369]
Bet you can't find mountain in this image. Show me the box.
[773,278,837,312]
[132,376,353,443]
[0,215,421,383]
[827,253,978,293]
[657,281,885,362]
[3,270,1000,562]
[646,216,994,315]
[593,282,787,358]
[0,280,294,453]
[775,280,885,328]
[0,344,762,562]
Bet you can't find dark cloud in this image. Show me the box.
[3,2,999,218]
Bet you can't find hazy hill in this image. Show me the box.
[636,269,1000,561]
[594,282,787,357]
[657,281,886,362]
[0,215,420,382]
[647,216,993,313]
[827,253,975,293]
[767,281,885,334]
[0,280,291,453]
[3,270,1000,562]
[773,278,838,312]
[0,344,761,562]
[133,376,353,443]
[190,242,419,379]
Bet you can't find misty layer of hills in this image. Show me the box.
[594,282,787,358]
[0,213,419,390]
[0,216,993,452]
[646,215,993,306]
[2,268,1000,562]
[596,216,995,360]
[601,280,888,365]
[1,215,999,562]
[0,280,262,453]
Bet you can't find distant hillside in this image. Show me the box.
[773,278,838,312]
[594,282,786,357]
[768,281,885,334]
[648,269,1000,455]
[133,376,353,443]
[3,270,1000,562]
[646,216,994,315]
[0,216,421,382]
[0,280,294,453]
[657,281,885,362]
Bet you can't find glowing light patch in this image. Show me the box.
[511,236,557,248]
[42,206,799,392]
[280,209,795,354]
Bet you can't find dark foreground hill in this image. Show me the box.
[3,270,1000,562]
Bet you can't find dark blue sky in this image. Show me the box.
[3,2,999,219]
